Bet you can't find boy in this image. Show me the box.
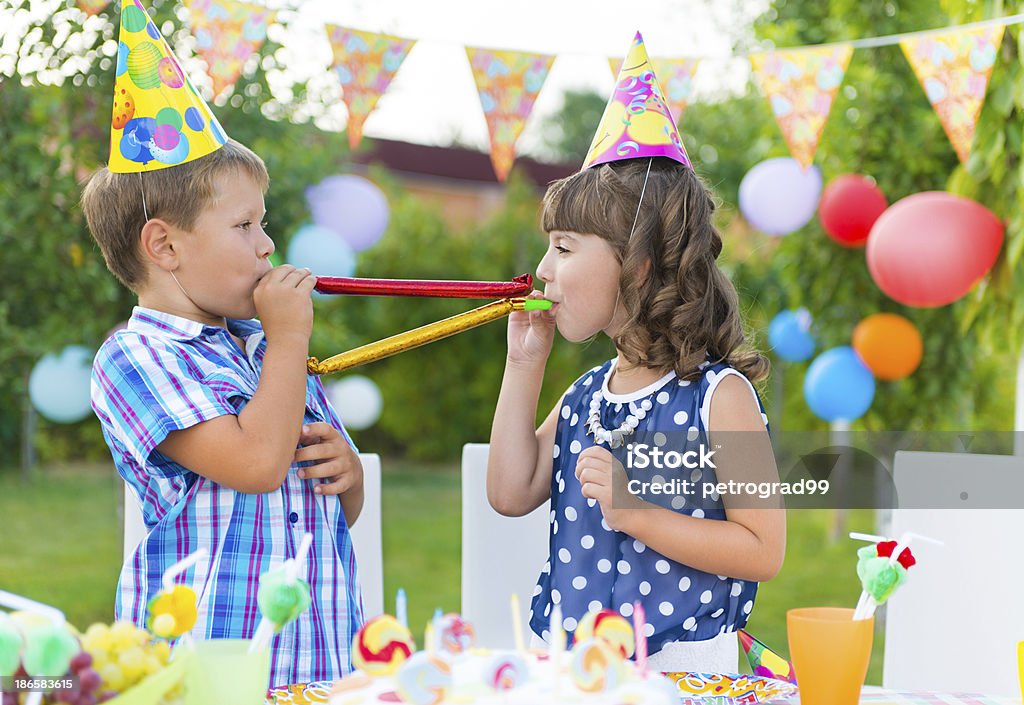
[83,0,364,686]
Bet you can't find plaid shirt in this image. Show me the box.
[91,306,364,686]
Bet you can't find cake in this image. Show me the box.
[327,611,681,705]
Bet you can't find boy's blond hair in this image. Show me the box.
[81,139,269,292]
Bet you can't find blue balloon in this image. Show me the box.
[28,345,94,424]
[739,157,822,236]
[803,347,875,423]
[287,223,356,284]
[768,309,816,362]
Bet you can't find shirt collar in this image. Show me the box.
[128,306,262,341]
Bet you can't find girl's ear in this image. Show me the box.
[140,219,180,272]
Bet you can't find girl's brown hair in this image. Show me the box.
[81,139,269,292]
[541,156,769,384]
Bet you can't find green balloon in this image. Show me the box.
[127,42,162,90]
[21,625,78,677]
[156,107,182,130]
[121,5,148,33]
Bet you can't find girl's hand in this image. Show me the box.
[574,445,643,532]
[506,291,556,367]
[294,422,363,496]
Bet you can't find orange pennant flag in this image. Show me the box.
[326,26,416,150]
[608,56,700,124]
[186,0,276,100]
[751,45,852,168]
[466,47,555,181]
[900,25,1004,164]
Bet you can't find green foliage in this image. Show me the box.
[538,89,609,164]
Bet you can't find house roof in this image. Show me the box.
[352,138,577,188]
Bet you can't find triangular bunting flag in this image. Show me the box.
[751,44,852,168]
[738,629,797,684]
[109,0,228,173]
[900,25,1003,164]
[185,0,276,100]
[326,26,416,150]
[608,56,700,125]
[466,47,555,181]
[77,0,111,16]
[585,32,691,170]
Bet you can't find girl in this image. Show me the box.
[487,156,785,673]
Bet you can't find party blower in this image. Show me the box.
[306,274,552,375]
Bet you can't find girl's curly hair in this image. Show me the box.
[541,156,769,384]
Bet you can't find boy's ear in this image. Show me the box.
[140,219,180,272]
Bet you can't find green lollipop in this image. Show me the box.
[0,614,23,677]
[257,569,312,627]
[22,623,79,677]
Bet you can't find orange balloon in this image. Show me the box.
[852,313,922,381]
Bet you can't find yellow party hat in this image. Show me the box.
[582,32,691,171]
[108,0,227,173]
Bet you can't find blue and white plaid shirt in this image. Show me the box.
[91,306,364,686]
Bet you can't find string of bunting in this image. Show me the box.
[74,0,1024,177]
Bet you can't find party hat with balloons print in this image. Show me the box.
[109,0,228,173]
[582,31,691,171]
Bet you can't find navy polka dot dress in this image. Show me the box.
[528,357,768,654]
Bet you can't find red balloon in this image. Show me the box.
[819,174,887,247]
[866,192,1003,308]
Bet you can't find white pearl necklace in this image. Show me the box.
[586,390,653,449]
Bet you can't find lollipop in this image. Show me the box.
[0,614,23,704]
[394,652,452,705]
[351,615,415,677]
[573,609,634,658]
[251,535,313,652]
[0,591,76,705]
[483,652,528,691]
[435,613,475,656]
[147,585,198,639]
[850,531,942,620]
[569,638,625,693]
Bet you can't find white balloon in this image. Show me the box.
[326,376,383,431]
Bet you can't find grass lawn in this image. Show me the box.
[0,461,884,683]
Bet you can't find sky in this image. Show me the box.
[3,0,771,159]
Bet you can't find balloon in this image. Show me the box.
[326,376,383,430]
[286,223,356,278]
[803,347,875,423]
[306,175,389,252]
[818,175,887,247]
[28,345,94,424]
[768,309,815,362]
[852,313,922,381]
[739,158,822,236]
[866,192,1003,307]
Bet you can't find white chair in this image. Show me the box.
[883,450,1024,696]
[461,443,550,648]
[121,453,384,618]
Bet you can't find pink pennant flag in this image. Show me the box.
[326,26,416,150]
[609,56,700,124]
[751,44,852,168]
[900,25,1004,164]
[466,47,555,182]
[77,0,111,16]
[185,0,275,100]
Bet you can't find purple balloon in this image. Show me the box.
[739,157,822,236]
[306,174,389,252]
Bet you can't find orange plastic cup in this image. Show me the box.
[788,608,873,705]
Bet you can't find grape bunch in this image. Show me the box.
[76,622,174,702]
[49,650,103,705]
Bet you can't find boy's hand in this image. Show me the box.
[506,290,556,367]
[294,422,363,496]
[574,445,642,532]
[254,265,317,344]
